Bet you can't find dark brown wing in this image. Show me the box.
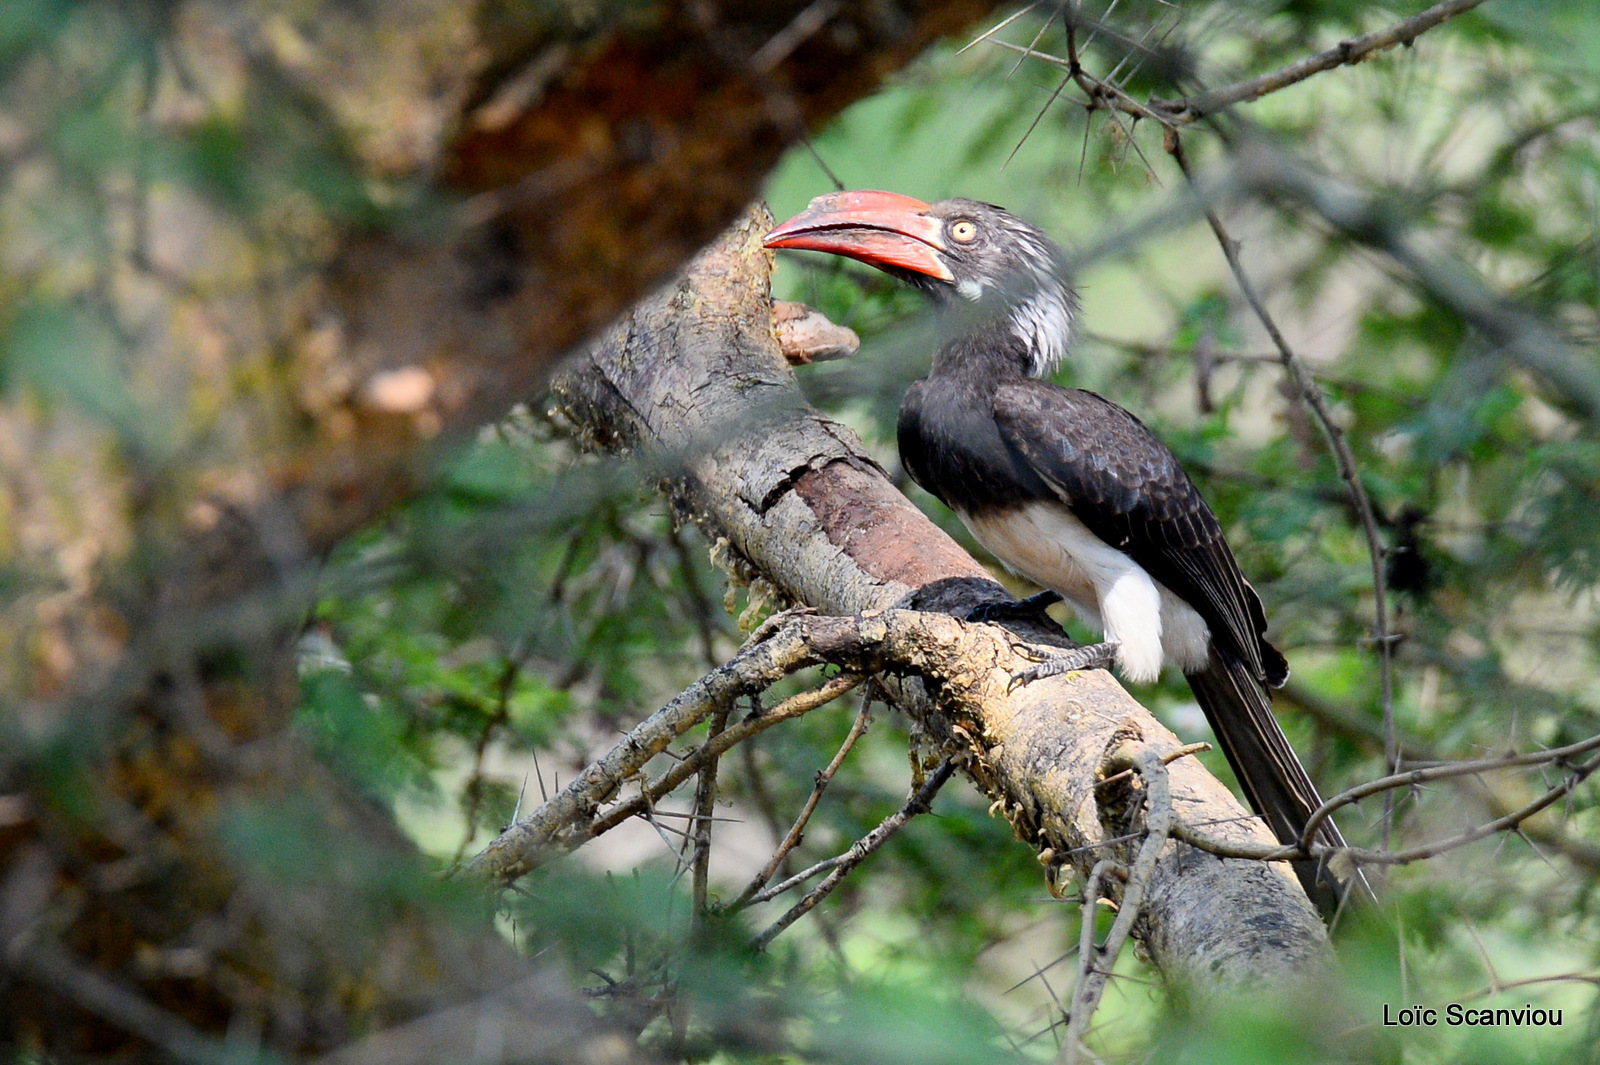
[992,378,1286,685]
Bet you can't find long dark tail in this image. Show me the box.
[1185,653,1354,914]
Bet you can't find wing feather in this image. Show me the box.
[992,379,1286,685]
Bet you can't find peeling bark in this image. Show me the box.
[550,207,1332,990]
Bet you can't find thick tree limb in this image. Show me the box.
[0,3,1004,1056]
[544,206,1332,989]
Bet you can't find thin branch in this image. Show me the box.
[1152,0,1486,123]
[1457,971,1600,1002]
[586,672,864,840]
[1299,737,1600,856]
[1092,741,1208,792]
[1332,753,1600,867]
[1061,859,1111,1065]
[1167,131,1401,839]
[1061,744,1175,1065]
[1168,736,1600,867]
[1279,683,1600,875]
[987,0,1483,132]
[690,704,732,922]
[465,613,822,882]
[742,851,847,908]
[753,757,957,950]
[731,696,874,908]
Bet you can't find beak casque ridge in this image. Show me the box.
[764,189,953,282]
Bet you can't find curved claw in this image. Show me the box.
[1005,641,1119,693]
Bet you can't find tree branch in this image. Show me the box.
[543,205,1332,990]
[1169,733,1600,868]
[982,0,1485,131]
[752,757,959,950]
[1232,141,1600,422]
[1151,0,1487,123]
[1061,742,1176,1065]
[465,615,832,882]
[732,697,874,908]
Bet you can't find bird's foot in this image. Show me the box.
[968,590,1063,626]
[1007,641,1119,693]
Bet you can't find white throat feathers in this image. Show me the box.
[1009,279,1073,378]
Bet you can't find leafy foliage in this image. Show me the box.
[5,0,1600,1061]
[294,1,1600,1059]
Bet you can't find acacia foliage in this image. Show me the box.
[324,4,1600,1060]
[4,0,1600,1062]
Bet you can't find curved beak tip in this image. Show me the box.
[762,190,951,281]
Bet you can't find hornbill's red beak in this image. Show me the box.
[763,190,954,282]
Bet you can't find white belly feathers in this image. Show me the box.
[958,502,1212,684]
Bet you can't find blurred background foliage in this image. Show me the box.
[4,0,1600,1061]
[319,1,1600,1061]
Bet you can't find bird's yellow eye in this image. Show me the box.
[950,220,978,243]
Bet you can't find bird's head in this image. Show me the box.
[764,190,1076,377]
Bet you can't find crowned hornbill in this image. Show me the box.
[765,190,1353,909]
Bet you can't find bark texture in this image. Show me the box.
[0,1,1001,1057]
[547,206,1332,989]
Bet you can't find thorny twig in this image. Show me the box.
[752,757,958,951]
[1279,683,1600,875]
[976,0,1486,131]
[690,704,732,923]
[1150,0,1487,124]
[1171,734,1600,868]
[730,695,874,908]
[464,612,824,882]
[587,673,864,840]
[738,830,867,908]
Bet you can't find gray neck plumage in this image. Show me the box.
[930,271,1077,381]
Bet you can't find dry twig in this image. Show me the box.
[465,614,825,882]
[1165,132,1402,843]
[753,757,959,950]
[1170,734,1600,868]
[731,696,875,908]
[978,0,1486,131]
[1061,743,1176,1065]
